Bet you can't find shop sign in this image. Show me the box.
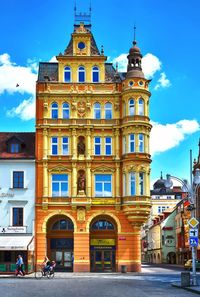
[0,226,26,233]
[0,192,14,198]
[90,239,115,246]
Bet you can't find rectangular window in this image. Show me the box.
[10,143,20,153]
[95,174,112,197]
[158,206,161,213]
[123,136,126,154]
[129,172,136,195]
[105,137,112,155]
[139,172,145,195]
[129,134,135,152]
[13,207,23,226]
[13,171,24,188]
[51,137,58,155]
[138,134,144,153]
[52,174,68,197]
[94,137,101,155]
[62,137,69,155]
[123,174,126,196]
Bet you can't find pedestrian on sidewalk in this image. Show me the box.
[16,254,25,276]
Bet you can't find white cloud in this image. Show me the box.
[150,119,200,156]
[142,53,161,78]
[0,53,37,95]
[155,72,171,90]
[49,56,57,62]
[112,54,127,72]
[6,97,35,121]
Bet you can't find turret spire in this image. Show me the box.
[126,26,144,79]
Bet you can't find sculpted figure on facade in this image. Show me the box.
[78,171,86,193]
[77,137,85,155]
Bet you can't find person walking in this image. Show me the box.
[16,254,25,276]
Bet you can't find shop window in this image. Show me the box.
[92,66,99,82]
[91,219,114,230]
[13,207,23,226]
[95,174,112,197]
[51,102,58,119]
[52,174,68,197]
[105,103,112,119]
[13,171,24,188]
[63,102,70,119]
[64,66,71,82]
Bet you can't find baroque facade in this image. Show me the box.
[35,15,152,272]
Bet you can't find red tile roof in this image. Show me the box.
[0,132,35,159]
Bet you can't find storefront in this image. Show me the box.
[90,218,117,272]
[47,216,74,272]
[0,235,34,274]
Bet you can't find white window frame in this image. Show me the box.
[62,137,69,155]
[64,66,71,82]
[138,134,144,153]
[138,98,144,115]
[95,174,112,197]
[51,137,58,155]
[105,137,112,155]
[62,102,70,119]
[129,172,136,195]
[94,103,101,119]
[94,137,101,155]
[129,134,135,153]
[129,99,135,116]
[51,174,69,197]
[105,103,112,119]
[139,172,145,195]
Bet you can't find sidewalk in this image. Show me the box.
[172,283,200,295]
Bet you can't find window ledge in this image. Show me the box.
[9,188,28,190]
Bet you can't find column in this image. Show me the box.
[72,163,77,197]
[86,128,91,159]
[115,128,120,160]
[72,128,77,159]
[43,129,48,159]
[43,162,48,197]
[86,163,91,197]
[116,164,120,197]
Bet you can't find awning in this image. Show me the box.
[0,236,33,250]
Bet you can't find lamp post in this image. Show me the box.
[165,169,200,286]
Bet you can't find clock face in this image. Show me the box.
[78,42,86,50]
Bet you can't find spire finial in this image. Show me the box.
[74,0,77,12]
[160,171,163,179]
[133,24,137,45]
[89,0,92,12]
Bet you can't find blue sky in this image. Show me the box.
[0,0,199,187]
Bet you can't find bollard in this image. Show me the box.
[181,272,190,287]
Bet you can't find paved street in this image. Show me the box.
[0,264,199,297]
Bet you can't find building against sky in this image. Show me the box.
[0,133,35,274]
[35,8,152,272]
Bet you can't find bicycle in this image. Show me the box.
[35,264,55,279]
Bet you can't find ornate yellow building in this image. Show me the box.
[35,13,152,272]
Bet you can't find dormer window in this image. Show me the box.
[10,143,20,153]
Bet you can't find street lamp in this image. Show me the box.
[165,169,200,286]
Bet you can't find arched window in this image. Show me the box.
[51,102,58,119]
[52,219,74,230]
[105,102,112,119]
[78,66,85,82]
[91,219,114,230]
[62,102,70,119]
[92,66,99,82]
[138,98,144,115]
[64,66,71,82]
[129,99,135,116]
[94,103,101,119]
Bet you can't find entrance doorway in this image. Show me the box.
[90,217,117,272]
[47,216,74,272]
[91,250,115,272]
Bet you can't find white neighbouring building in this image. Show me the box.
[0,133,35,274]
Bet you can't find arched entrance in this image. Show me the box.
[90,216,117,272]
[46,215,74,271]
[167,252,176,264]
